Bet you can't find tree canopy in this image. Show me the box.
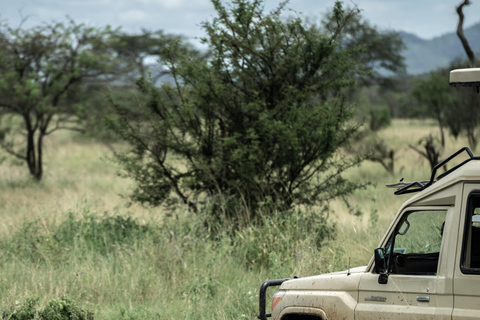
[0,20,119,180]
[413,59,480,151]
[329,7,406,86]
[106,0,407,221]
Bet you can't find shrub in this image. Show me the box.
[367,105,391,132]
[2,296,93,320]
[2,297,38,320]
[38,297,94,320]
[107,0,367,220]
[3,212,157,263]
[53,212,155,255]
[233,208,336,269]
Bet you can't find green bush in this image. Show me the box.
[2,296,93,320]
[7,220,54,263]
[2,297,38,320]
[232,208,336,269]
[38,297,94,320]
[53,212,155,255]
[3,213,157,263]
[367,105,391,132]
[107,0,367,220]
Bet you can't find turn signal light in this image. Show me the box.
[271,290,286,310]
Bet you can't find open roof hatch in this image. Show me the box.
[450,68,480,92]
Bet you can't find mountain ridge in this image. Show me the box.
[399,22,480,74]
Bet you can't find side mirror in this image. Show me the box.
[374,248,389,284]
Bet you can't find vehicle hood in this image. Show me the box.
[280,266,367,291]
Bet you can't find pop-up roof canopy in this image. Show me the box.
[450,68,480,88]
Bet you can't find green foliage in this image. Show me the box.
[233,208,336,269]
[38,297,94,320]
[53,213,154,255]
[413,60,480,150]
[111,30,200,84]
[0,20,120,180]
[4,213,156,263]
[413,70,452,147]
[2,204,335,275]
[77,29,200,144]
[0,203,336,319]
[366,105,391,132]
[350,132,396,175]
[2,297,38,320]
[108,0,370,220]
[327,4,406,86]
[2,296,93,320]
[450,85,480,150]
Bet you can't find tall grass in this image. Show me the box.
[0,119,468,319]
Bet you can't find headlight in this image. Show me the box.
[271,290,286,311]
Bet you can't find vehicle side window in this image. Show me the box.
[461,193,480,273]
[388,210,447,276]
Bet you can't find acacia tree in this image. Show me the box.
[0,20,119,180]
[334,11,405,87]
[413,71,452,148]
[108,0,377,220]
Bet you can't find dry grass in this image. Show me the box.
[0,118,473,319]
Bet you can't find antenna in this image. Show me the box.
[347,257,351,276]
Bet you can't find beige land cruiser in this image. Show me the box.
[258,68,480,320]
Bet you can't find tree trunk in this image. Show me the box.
[36,131,44,181]
[25,128,44,181]
[26,130,38,180]
[467,128,478,152]
[434,104,446,147]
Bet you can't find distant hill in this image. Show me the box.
[400,22,480,75]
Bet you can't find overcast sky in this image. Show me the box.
[2,0,478,47]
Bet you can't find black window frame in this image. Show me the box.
[460,191,480,274]
[385,209,447,276]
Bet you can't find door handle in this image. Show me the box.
[417,296,430,302]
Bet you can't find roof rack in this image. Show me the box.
[388,147,480,195]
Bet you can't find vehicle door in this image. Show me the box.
[356,207,454,320]
[452,185,480,319]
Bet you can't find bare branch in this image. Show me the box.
[456,0,476,67]
[0,140,26,161]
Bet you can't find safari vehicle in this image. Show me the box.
[258,68,480,320]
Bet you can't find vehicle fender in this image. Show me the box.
[273,290,356,320]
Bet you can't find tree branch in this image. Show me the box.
[0,140,26,161]
[456,0,475,67]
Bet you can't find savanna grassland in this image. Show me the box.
[0,119,468,319]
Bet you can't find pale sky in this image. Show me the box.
[1,0,478,46]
